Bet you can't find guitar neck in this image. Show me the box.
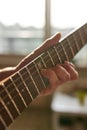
[0,23,87,130]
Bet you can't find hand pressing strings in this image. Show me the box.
[41,61,78,96]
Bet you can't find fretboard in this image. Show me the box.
[0,23,87,130]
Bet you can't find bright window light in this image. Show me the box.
[51,0,87,28]
[0,0,45,28]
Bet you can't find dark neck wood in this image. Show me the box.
[0,23,87,130]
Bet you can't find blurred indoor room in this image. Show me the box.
[0,0,87,130]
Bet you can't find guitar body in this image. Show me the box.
[0,23,87,130]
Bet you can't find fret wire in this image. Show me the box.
[0,27,86,116]
[0,73,33,105]
[0,41,79,96]
[81,27,87,43]
[2,83,20,116]
[10,77,27,108]
[72,33,80,51]
[0,76,40,113]
[41,52,53,68]
[0,115,7,128]
[27,62,48,89]
[61,40,73,61]
[30,57,49,89]
[83,24,87,36]
[25,66,40,97]
[1,31,86,95]
[0,84,20,119]
[68,34,78,54]
[61,42,69,61]
[0,45,68,95]
[48,47,61,65]
[40,55,47,68]
[1,23,87,107]
[80,26,87,43]
[19,69,34,101]
[53,46,62,63]
[47,50,55,66]
[78,30,84,45]
[0,80,34,113]
[0,41,79,97]
[16,71,33,105]
[18,72,32,107]
[74,31,83,49]
[0,101,13,127]
[56,43,68,63]
[21,68,40,98]
[0,24,87,92]
[33,56,46,71]
[0,69,42,108]
[66,38,75,57]
[0,97,14,122]
[33,61,46,88]
[1,26,87,94]
[0,36,85,97]
[1,79,28,114]
[80,24,87,43]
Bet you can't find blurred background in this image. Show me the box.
[0,0,87,130]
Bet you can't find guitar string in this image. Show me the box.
[0,39,79,95]
[0,26,85,94]
[0,31,85,107]
[0,24,86,127]
[0,43,68,98]
[0,26,85,111]
[0,42,71,93]
[0,40,83,112]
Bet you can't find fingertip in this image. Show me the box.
[56,32,61,39]
[50,32,61,43]
[46,32,61,47]
[71,71,79,80]
[40,32,61,52]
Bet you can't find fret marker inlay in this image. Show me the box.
[2,83,20,116]
[66,38,75,57]
[0,97,14,122]
[61,43,69,61]
[53,46,62,63]
[10,77,27,108]
[26,67,40,95]
[1,23,87,130]
[33,61,46,88]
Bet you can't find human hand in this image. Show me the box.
[0,32,78,96]
[41,61,78,95]
[14,32,78,96]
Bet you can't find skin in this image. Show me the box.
[0,33,78,95]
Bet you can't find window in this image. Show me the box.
[51,0,87,67]
[0,0,87,67]
[0,0,45,54]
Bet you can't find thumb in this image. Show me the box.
[19,32,61,67]
[34,32,61,56]
[42,32,61,50]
